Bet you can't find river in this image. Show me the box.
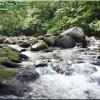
[2,38,100,99]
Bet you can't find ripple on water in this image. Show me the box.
[7,39,100,99]
[29,74,100,99]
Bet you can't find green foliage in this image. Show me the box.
[90,20,100,31]
[0,68,16,79]
[0,1,100,37]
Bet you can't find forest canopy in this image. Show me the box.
[0,0,100,37]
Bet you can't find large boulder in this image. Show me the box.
[43,36,56,46]
[31,40,48,51]
[61,27,87,48]
[54,35,76,48]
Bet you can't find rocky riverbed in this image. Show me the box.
[0,36,99,99]
[0,27,100,99]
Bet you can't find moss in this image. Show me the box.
[0,45,21,63]
[0,45,24,80]
[0,68,16,79]
[38,43,48,49]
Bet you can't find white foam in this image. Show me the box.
[29,74,100,99]
[9,45,22,51]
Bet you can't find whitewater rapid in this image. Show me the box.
[8,39,100,99]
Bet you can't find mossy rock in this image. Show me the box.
[37,43,48,50]
[31,41,48,51]
[0,44,28,67]
[1,61,20,68]
[0,45,21,62]
[0,68,16,79]
[0,45,28,80]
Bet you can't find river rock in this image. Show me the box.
[20,48,27,52]
[17,67,39,82]
[54,35,76,48]
[19,42,31,48]
[0,78,31,96]
[42,47,54,52]
[0,38,5,44]
[35,61,48,67]
[37,35,44,40]
[1,61,20,68]
[43,36,56,46]
[61,26,87,48]
[97,56,100,60]
[20,54,29,60]
[31,40,48,51]
[4,38,16,44]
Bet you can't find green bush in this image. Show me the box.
[0,1,100,37]
[90,20,100,31]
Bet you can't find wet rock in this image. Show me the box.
[91,61,100,66]
[76,43,83,48]
[37,35,44,40]
[20,48,27,52]
[1,61,20,68]
[35,61,48,67]
[31,40,48,51]
[42,47,54,52]
[19,42,31,48]
[0,45,25,63]
[0,38,5,44]
[97,56,100,60]
[0,78,31,96]
[43,36,56,46]
[17,67,39,82]
[61,26,87,48]
[4,38,16,44]
[54,35,76,48]
[53,67,64,74]
[86,36,91,46]
[20,54,29,60]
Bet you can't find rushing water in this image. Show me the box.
[8,39,100,99]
